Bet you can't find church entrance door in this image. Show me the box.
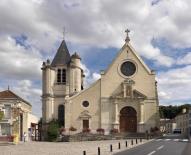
[83,120,89,129]
[120,106,137,133]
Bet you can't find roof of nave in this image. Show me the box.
[0,90,31,106]
[51,39,71,67]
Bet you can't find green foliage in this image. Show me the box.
[38,117,42,124]
[159,104,191,119]
[47,119,59,142]
[0,111,4,121]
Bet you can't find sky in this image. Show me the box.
[0,0,191,117]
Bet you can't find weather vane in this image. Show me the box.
[125,29,130,42]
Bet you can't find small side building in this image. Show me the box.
[160,118,176,134]
[175,109,189,136]
[189,108,191,140]
[0,89,38,142]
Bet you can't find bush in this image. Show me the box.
[150,126,159,133]
[47,120,59,142]
[0,111,4,121]
[96,128,105,134]
[154,126,159,131]
[150,127,154,133]
[69,126,77,131]
[82,128,91,133]
[110,128,119,134]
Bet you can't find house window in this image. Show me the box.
[57,69,66,84]
[4,105,11,119]
[83,120,89,129]
[1,123,11,135]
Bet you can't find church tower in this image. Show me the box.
[41,39,84,126]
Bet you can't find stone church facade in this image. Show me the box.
[42,32,159,134]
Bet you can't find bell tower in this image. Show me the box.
[41,39,84,125]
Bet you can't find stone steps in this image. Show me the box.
[59,132,147,142]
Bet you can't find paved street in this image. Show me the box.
[115,138,189,155]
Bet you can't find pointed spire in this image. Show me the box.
[51,40,71,67]
[71,52,81,60]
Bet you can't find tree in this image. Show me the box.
[47,119,59,142]
[0,111,4,121]
[159,104,191,119]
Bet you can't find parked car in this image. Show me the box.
[173,129,181,134]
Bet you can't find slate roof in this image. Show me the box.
[0,90,31,106]
[51,40,71,66]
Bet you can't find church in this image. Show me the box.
[41,30,159,135]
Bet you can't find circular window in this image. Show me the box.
[120,61,136,76]
[82,101,89,107]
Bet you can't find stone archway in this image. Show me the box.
[120,106,137,133]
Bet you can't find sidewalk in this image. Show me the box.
[0,139,153,155]
[0,141,14,146]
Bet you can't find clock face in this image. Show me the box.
[120,61,136,76]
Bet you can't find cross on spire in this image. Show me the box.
[125,29,130,42]
[62,27,67,40]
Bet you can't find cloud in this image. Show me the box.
[1,0,191,67]
[0,35,42,80]
[92,72,101,81]
[176,52,191,65]
[12,80,41,117]
[81,63,101,87]
[157,65,191,104]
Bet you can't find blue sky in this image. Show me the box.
[0,0,191,117]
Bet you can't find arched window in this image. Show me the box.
[58,105,65,127]
[57,69,61,83]
[62,69,66,83]
[57,69,66,84]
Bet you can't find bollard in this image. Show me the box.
[118,142,121,149]
[110,144,113,152]
[131,139,133,145]
[136,139,138,144]
[83,151,86,155]
[125,141,128,147]
[140,138,142,143]
[98,147,100,155]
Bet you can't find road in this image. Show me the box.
[114,136,190,155]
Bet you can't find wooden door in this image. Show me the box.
[120,106,137,133]
[83,120,89,129]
